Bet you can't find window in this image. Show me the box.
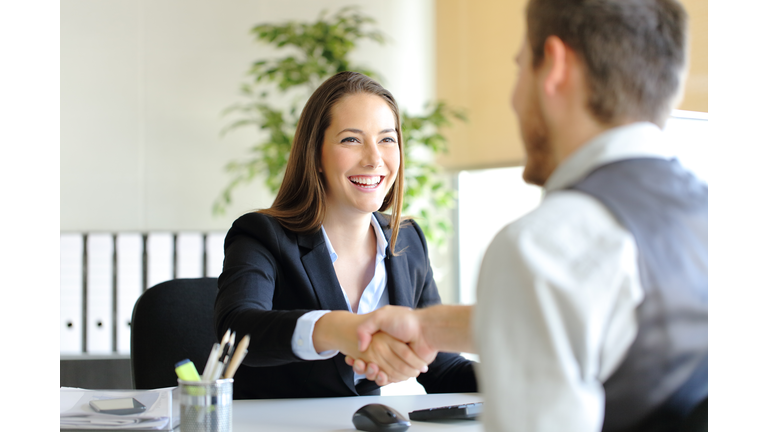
[664,110,710,183]
[455,111,709,304]
[456,166,542,304]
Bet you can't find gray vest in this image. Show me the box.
[570,157,708,432]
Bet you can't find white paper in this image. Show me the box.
[60,387,179,430]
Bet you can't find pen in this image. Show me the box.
[212,331,236,381]
[224,334,250,379]
[201,343,220,382]
[203,329,230,381]
[224,331,236,364]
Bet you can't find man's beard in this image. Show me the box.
[520,94,554,187]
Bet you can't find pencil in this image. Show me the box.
[224,334,250,379]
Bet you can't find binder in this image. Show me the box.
[147,232,174,289]
[205,233,226,277]
[60,234,84,354]
[116,233,143,354]
[86,233,114,354]
[176,232,203,278]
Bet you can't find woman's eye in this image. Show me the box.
[341,137,360,143]
[381,137,396,144]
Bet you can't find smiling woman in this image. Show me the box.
[214,72,478,400]
[320,93,401,313]
[258,72,406,246]
[321,94,400,226]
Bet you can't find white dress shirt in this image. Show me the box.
[474,122,673,432]
[291,213,389,384]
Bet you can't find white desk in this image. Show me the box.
[232,393,484,431]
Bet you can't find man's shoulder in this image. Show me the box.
[490,189,633,256]
[503,190,615,232]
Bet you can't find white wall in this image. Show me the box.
[61,0,435,232]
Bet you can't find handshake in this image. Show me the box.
[331,304,474,386]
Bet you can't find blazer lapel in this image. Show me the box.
[297,231,349,311]
[296,229,357,394]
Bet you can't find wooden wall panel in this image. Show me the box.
[436,0,528,170]
[435,0,708,171]
[678,0,708,113]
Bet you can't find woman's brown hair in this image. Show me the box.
[259,71,407,252]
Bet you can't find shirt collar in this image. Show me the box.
[544,121,673,193]
[321,214,389,264]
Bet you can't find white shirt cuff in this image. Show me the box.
[291,310,339,360]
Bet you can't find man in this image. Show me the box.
[348,0,708,431]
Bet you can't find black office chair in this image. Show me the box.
[130,277,220,389]
[680,397,707,432]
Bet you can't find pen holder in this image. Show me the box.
[178,379,233,432]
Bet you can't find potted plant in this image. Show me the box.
[214,6,465,249]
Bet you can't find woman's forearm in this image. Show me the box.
[313,310,361,353]
[313,310,429,383]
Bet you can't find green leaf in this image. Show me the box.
[217,6,468,252]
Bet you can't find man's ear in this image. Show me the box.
[541,35,568,97]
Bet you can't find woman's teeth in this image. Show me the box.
[349,176,382,188]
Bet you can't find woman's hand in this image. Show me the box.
[348,305,474,383]
[313,311,429,384]
[344,304,440,386]
[345,351,389,386]
[346,331,429,384]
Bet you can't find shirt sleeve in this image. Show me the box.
[473,191,643,432]
[291,310,339,360]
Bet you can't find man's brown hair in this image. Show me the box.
[259,71,407,251]
[526,0,688,126]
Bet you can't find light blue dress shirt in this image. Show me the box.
[291,213,390,384]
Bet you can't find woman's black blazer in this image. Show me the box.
[214,211,477,399]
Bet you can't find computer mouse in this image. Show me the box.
[352,403,411,432]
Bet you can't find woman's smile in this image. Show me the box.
[320,93,400,216]
[348,175,385,190]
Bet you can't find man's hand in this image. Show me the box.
[356,306,437,362]
[313,310,429,384]
[345,305,475,385]
[342,331,429,384]
[343,350,393,385]
[348,304,476,384]
[345,306,439,385]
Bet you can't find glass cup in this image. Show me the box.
[178,378,233,432]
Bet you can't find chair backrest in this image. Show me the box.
[130,278,219,389]
[680,397,707,432]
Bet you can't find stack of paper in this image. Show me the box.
[60,387,179,431]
